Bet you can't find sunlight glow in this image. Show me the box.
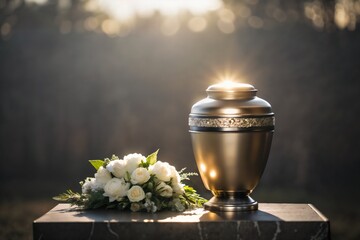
[334,0,358,30]
[92,0,222,36]
[209,170,217,179]
[25,0,48,5]
[220,80,238,88]
[5,0,360,40]
[97,0,222,20]
[213,71,240,85]
[200,163,207,173]
[157,208,205,222]
[209,71,252,92]
[143,219,155,222]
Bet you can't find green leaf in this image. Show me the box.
[85,191,107,209]
[89,160,104,170]
[125,171,131,182]
[146,149,159,165]
[53,190,84,206]
[180,172,198,181]
[139,160,149,168]
[147,182,154,191]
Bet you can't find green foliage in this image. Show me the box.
[180,171,198,181]
[141,175,156,192]
[183,185,207,208]
[178,168,186,174]
[53,190,86,206]
[88,160,104,170]
[53,190,111,209]
[139,149,159,168]
[147,149,159,165]
[178,168,199,181]
[125,171,131,181]
[84,191,107,209]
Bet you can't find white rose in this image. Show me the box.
[168,166,184,195]
[150,161,172,182]
[103,178,130,202]
[131,167,150,185]
[106,159,127,178]
[156,181,173,198]
[127,185,146,202]
[82,178,95,194]
[170,166,181,183]
[92,179,105,191]
[94,166,112,188]
[172,182,185,196]
[124,153,145,174]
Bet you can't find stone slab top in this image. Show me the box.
[34,203,329,223]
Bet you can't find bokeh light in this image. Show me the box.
[161,17,180,36]
[188,17,207,32]
[0,0,359,40]
[217,19,235,34]
[1,22,11,37]
[248,16,264,29]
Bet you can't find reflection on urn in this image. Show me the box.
[189,82,274,211]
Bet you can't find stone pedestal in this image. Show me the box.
[33,203,330,240]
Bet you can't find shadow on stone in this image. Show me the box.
[199,209,283,222]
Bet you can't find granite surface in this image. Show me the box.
[33,203,330,240]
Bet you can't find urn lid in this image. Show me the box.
[206,82,257,100]
[189,82,274,131]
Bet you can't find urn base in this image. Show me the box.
[204,192,258,212]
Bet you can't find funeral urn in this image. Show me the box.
[189,82,274,211]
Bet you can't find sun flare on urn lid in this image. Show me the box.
[206,81,257,100]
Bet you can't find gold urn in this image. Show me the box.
[189,82,274,211]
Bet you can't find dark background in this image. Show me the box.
[0,0,359,239]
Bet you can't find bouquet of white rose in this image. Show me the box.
[54,150,207,212]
